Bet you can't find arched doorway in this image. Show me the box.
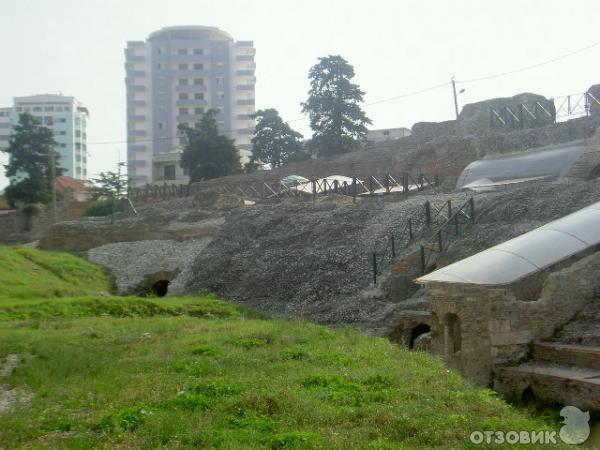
[443,313,461,356]
[151,280,170,297]
[409,323,431,349]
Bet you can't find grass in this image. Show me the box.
[0,247,568,448]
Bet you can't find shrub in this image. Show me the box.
[84,199,117,217]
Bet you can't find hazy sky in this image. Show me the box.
[1,0,599,189]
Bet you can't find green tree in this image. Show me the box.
[2,113,63,207]
[179,109,241,182]
[89,169,129,200]
[301,55,371,157]
[250,109,305,168]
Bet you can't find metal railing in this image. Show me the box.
[490,91,600,130]
[220,173,439,203]
[419,197,476,274]
[371,197,472,285]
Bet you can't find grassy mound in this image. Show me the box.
[0,248,565,448]
[0,247,112,300]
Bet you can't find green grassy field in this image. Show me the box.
[0,247,566,449]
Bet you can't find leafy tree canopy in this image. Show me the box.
[250,108,306,168]
[2,113,63,207]
[89,169,129,200]
[179,109,241,182]
[301,55,371,157]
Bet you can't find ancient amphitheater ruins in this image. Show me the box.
[4,85,600,409]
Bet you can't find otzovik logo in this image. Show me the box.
[559,406,590,445]
[469,405,591,445]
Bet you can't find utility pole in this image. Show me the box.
[451,77,460,120]
[49,147,57,223]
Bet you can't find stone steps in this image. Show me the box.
[533,342,600,370]
[495,362,600,410]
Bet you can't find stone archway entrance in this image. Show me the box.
[409,323,431,349]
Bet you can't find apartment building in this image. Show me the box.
[0,95,89,180]
[125,26,256,186]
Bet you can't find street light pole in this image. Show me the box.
[451,77,460,120]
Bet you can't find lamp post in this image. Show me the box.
[451,77,466,120]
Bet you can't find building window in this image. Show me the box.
[218,92,225,100]
[178,63,188,70]
[44,106,54,112]
[58,118,66,123]
[193,78,204,85]
[58,130,66,135]
[157,62,162,69]
[75,131,81,138]
[157,48,162,55]
[164,165,176,180]
[193,48,203,55]
[215,77,224,87]
[193,63,203,70]
[158,122,164,130]
[60,143,67,148]
[179,93,189,100]
[179,108,189,115]
[177,48,188,55]
[33,107,42,112]
[44,117,54,126]
[194,93,204,100]
[194,108,204,115]
[64,106,70,111]
[178,78,188,85]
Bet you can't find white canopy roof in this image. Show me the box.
[416,201,600,286]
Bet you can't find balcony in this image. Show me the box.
[171,69,210,77]
[175,99,207,107]
[127,54,146,62]
[236,41,254,47]
[236,55,254,62]
[127,159,147,167]
[129,85,146,92]
[236,70,254,76]
[236,84,255,91]
[129,130,147,137]
[237,114,253,120]
[171,54,210,63]
[175,84,207,92]
[128,70,146,77]
[129,100,147,107]
[176,114,203,121]
[128,115,146,122]
[236,99,255,106]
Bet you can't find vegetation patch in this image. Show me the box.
[0,247,567,448]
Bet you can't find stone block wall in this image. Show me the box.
[427,250,600,386]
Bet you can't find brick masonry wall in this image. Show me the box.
[427,250,600,386]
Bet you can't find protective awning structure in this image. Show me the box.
[456,141,588,191]
[416,201,600,286]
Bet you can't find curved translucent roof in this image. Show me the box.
[456,142,587,190]
[417,201,600,286]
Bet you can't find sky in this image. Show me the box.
[0,0,599,190]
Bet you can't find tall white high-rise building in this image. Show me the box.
[0,95,89,180]
[125,26,256,186]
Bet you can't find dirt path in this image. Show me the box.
[0,354,33,416]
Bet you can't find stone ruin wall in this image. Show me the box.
[427,250,600,386]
